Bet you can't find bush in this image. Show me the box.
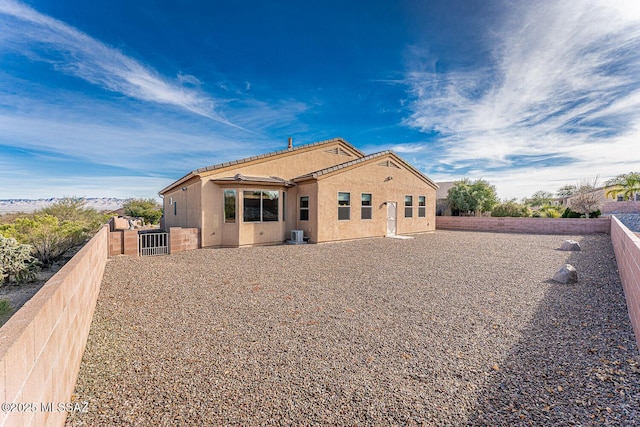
[561,208,601,218]
[491,201,531,217]
[532,205,563,218]
[123,198,163,225]
[40,197,108,228]
[0,214,86,265]
[0,299,11,316]
[0,234,39,285]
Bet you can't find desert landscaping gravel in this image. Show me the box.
[66,231,640,426]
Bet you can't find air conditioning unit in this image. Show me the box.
[291,230,304,243]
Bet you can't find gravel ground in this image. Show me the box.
[66,231,640,426]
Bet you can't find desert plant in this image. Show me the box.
[122,198,163,225]
[491,200,531,217]
[562,207,601,218]
[1,214,86,265]
[533,205,563,218]
[0,234,39,285]
[525,190,555,207]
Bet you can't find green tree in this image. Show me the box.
[605,172,640,201]
[491,200,531,217]
[122,198,163,225]
[525,190,554,207]
[447,179,498,216]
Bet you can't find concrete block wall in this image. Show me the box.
[610,217,640,352]
[169,227,201,253]
[108,230,138,257]
[436,216,611,234]
[603,201,640,214]
[0,225,108,427]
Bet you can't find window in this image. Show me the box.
[243,190,279,222]
[338,192,351,220]
[405,195,413,218]
[173,201,177,216]
[299,196,309,221]
[361,193,372,220]
[282,192,286,222]
[418,196,426,218]
[224,190,236,223]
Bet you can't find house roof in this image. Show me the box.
[435,181,456,199]
[293,150,439,189]
[159,137,363,195]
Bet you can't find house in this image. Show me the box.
[159,137,438,247]
[435,181,456,216]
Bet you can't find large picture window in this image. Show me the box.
[338,192,351,220]
[299,196,309,221]
[405,195,413,218]
[361,193,372,220]
[418,196,426,218]
[243,190,279,222]
[224,189,236,223]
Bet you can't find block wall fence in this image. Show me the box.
[610,217,640,352]
[0,225,109,427]
[0,215,637,427]
[436,216,611,234]
[108,225,200,256]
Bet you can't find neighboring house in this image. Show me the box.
[435,181,456,216]
[553,186,640,214]
[159,137,438,247]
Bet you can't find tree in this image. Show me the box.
[605,172,640,201]
[556,184,577,198]
[122,198,163,225]
[525,190,554,207]
[491,199,531,217]
[447,179,498,216]
[569,177,603,218]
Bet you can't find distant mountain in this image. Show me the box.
[0,198,127,214]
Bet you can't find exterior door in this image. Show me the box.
[386,202,397,236]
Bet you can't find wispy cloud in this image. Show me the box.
[0,0,234,126]
[402,0,640,197]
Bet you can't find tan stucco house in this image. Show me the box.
[159,137,438,247]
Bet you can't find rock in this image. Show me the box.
[560,240,581,251]
[553,264,578,284]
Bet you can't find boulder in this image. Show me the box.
[560,240,581,251]
[553,264,578,284]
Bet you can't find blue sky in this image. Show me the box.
[1,0,639,200]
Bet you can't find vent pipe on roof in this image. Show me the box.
[288,137,293,150]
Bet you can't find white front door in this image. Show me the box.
[386,202,397,236]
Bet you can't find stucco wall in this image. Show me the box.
[0,225,108,427]
[436,216,611,234]
[610,217,640,352]
[315,157,436,242]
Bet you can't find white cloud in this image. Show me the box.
[403,0,640,198]
[0,0,236,126]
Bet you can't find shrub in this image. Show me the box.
[123,198,163,225]
[1,214,86,265]
[562,208,601,218]
[533,205,563,218]
[0,234,39,285]
[491,201,531,217]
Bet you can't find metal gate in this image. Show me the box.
[139,232,169,256]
